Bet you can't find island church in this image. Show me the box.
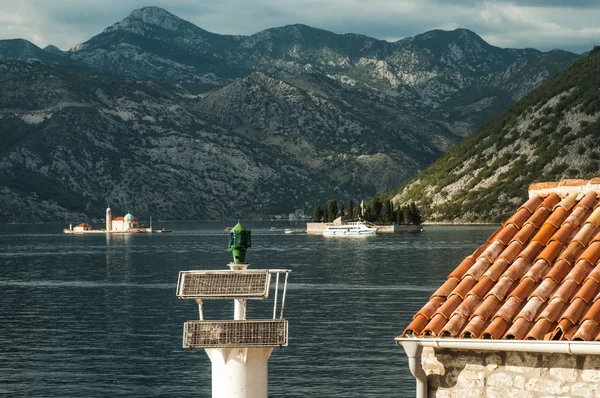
[106,207,140,232]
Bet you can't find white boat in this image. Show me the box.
[284,229,305,234]
[322,221,378,236]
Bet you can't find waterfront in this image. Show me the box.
[0,222,496,397]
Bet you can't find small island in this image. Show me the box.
[64,207,170,234]
[306,198,423,235]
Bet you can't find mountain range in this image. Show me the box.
[0,6,582,221]
[392,48,600,223]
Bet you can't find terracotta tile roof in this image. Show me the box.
[402,178,600,341]
[113,217,124,221]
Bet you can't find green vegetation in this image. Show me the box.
[392,48,600,223]
[312,197,422,225]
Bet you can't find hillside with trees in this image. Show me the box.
[392,47,600,223]
[312,197,421,225]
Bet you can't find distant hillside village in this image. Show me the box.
[312,198,421,225]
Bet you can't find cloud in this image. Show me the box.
[0,0,598,54]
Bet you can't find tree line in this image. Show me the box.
[312,197,422,225]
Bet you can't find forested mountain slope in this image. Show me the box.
[392,48,600,223]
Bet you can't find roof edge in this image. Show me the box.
[528,178,600,198]
[395,336,600,355]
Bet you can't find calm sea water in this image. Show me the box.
[0,221,496,397]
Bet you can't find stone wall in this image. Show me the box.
[421,347,600,397]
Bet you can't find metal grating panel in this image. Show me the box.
[177,271,270,299]
[183,320,288,348]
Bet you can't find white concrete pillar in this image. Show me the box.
[205,347,273,398]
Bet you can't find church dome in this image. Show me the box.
[124,213,134,222]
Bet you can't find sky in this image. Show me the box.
[1,0,600,54]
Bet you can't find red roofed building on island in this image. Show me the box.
[397,178,600,397]
[73,223,92,232]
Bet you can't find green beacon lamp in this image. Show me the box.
[228,220,251,265]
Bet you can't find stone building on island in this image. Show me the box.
[397,178,600,397]
[105,207,140,232]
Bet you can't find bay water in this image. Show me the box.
[0,222,496,397]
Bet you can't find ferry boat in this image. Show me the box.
[322,221,378,237]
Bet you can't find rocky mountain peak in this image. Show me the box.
[43,44,64,55]
[127,6,185,30]
[102,6,191,35]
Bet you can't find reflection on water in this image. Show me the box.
[0,222,496,397]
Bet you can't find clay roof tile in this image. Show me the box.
[482,317,509,339]
[530,278,558,302]
[498,241,523,264]
[545,259,572,284]
[401,178,600,342]
[478,240,506,265]
[529,182,558,191]
[471,295,501,321]
[495,296,526,323]
[468,276,495,300]
[519,195,544,213]
[573,223,599,246]
[560,298,588,324]
[403,314,429,336]
[582,300,600,324]
[440,314,468,337]
[541,192,561,210]
[506,208,533,229]
[453,295,481,319]
[559,179,588,187]
[544,207,568,229]
[525,207,551,229]
[535,241,563,266]
[515,297,545,322]
[504,317,531,340]
[448,256,476,280]
[518,241,544,263]
[550,223,576,245]
[587,265,600,283]
[504,257,533,281]
[415,296,445,320]
[526,318,554,340]
[431,278,460,299]
[486,277,517,301]
[511,223,537,245]
[422,313,447,337]
[449,276,477,300]
[464,258,492,282]
[523,260,550,283]
[555,193,578,212]
[564,206,591,228]
[461,316,489,338]
[565,261,594,285]
[576,191,598,210]
[509,278,536,302]
[572,319,600,341]
[435,294,463,318]
[586,207,600,228]
[494,224,519,246]
[484,258,510,281]
[574,279,600,303]
[558,241,586,265]
[577,240,600,266]
[552,279,579,303]
[538,298,566,322]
